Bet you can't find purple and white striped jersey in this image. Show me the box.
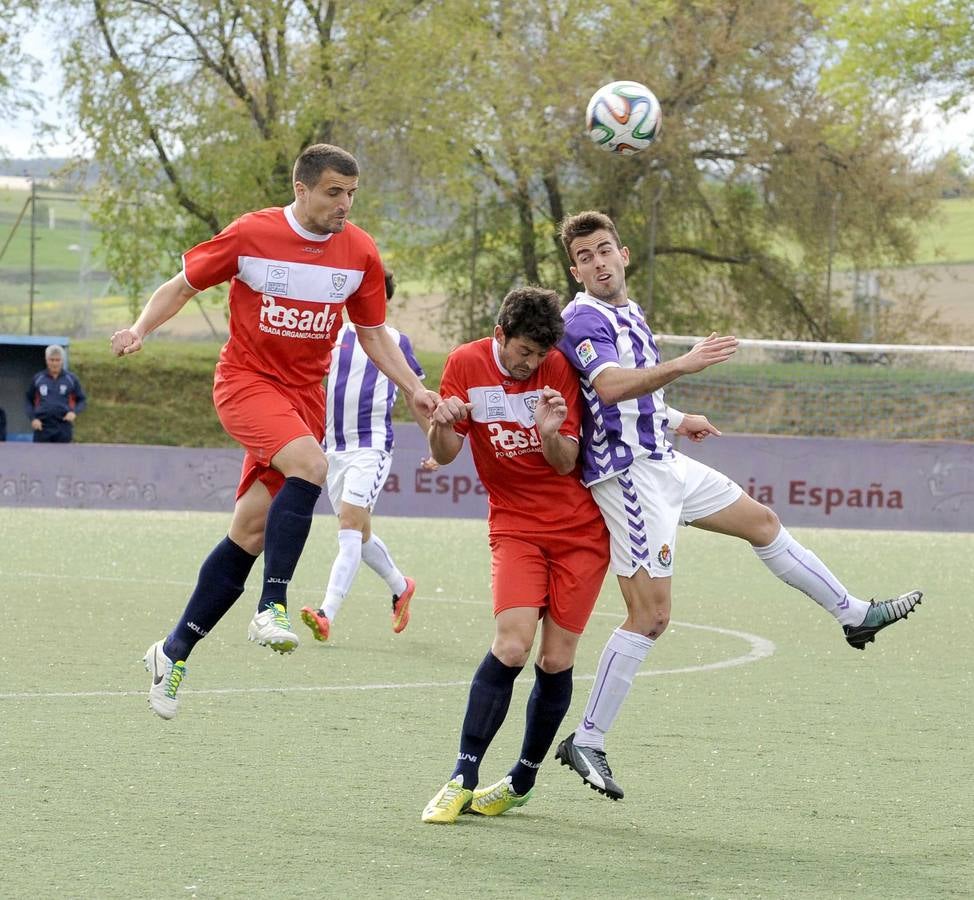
[324,324,425,453]
[559,291,675,486]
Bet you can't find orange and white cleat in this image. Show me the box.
[300,606,331,642]
[391,577,415,634]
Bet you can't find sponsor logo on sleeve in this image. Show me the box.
[265,265,289,295]
[575,339,598,367]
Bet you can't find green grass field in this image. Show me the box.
[915,198,974,265]
[1,508,970,898]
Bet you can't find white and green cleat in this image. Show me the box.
[467,776,533,816]
[144,640,186,720]
[248,603,299,654]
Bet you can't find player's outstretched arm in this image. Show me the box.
[110,273,199,357]
[679,333,738,374]
[356,325,439,419]
[536,386,579,475]
[428,396,471,465]
[592,332,737,404]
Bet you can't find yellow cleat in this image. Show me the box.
[421,777,473,824]
[467,776,533,816]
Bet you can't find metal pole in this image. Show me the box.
[646,181,664,316]
[825,191,840,342]
[29,178,37,335]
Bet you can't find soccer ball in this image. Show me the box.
[585,81,662,156]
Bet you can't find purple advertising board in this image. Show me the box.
[1,428,973,531]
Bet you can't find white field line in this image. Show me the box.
[0,570,776,701]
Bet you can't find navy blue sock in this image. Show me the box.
[451,651,523,790]
[258,476,321,612]
[164,536,258,661]
[508,665,574,795]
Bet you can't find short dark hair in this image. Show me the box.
[293,144,359,188]
[558,210,622,263]
[383,267,396,300]
[497,286,564,348]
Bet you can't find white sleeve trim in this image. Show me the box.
[665,406,685,429]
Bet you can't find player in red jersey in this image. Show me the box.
[110,144,437,720]
[421,287,611,823]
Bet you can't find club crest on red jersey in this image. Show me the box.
[332,272,348,290]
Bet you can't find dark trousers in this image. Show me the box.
[33,420,73,443]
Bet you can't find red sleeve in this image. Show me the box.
[437,349,470,437]
[344,236,386,328]
[182,220,241,291]
[548,350,583,440]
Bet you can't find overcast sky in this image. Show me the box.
[4,18,974,162]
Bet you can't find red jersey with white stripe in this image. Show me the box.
[183,204,386,388]
[440,337,603,537]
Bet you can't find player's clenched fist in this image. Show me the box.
[409,388,441,419]
[110,329,143,357]
[432,396,474,426]
[535,385,568,436]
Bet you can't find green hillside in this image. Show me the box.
[67,338,449,447]
[914,197,974,264]
[60,336,974,446]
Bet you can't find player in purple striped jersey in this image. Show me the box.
[552,210,923,800]
[301,270,434,640]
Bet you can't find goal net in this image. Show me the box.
[657,335,974,442]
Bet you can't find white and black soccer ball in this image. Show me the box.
[585,81,662,156]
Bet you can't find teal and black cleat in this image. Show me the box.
[555,734,624,800]
[843,590,923,650]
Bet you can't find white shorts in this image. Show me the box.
[591,452,743,577]
[325,448,393,514]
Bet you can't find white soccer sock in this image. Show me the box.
[573,627,655,751]
[322,529,363,622]
[361,534,408,597]
[753,526,869,626]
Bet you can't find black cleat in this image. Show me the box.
[555,733,624,800]
[843,590,923,650]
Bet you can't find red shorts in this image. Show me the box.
[489,523,610,635]
[213,368,325,501]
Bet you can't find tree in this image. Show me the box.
[821,1,974,108]
[371,0,943,341]
[60,0,949,341]
[0,1,40,139]
[60,0,421,311]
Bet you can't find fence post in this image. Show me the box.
[29,177,37,335]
